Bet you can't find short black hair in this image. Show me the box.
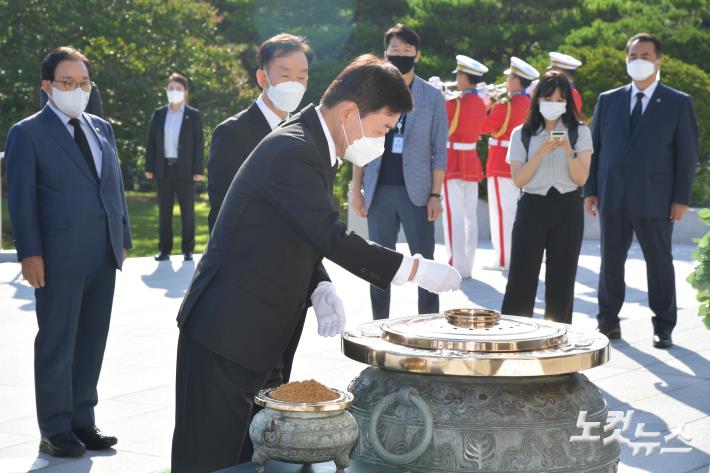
[464,72,480,85]
[257,33,315,70]
[626,33,663,57]
[384,23,421,51]
[514,74,533,89]
[166,72,189,90]
[320,54,413,117]
[41,46,91,81]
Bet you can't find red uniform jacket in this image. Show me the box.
[445,91,486,182]
[481,93,531,178]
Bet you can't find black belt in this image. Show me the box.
[166,158,178,166]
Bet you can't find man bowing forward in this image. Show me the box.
[171,55,461,472]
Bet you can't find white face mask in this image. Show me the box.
[342,109,386,167]
[51,86,91,118]
[539,101,567,121]
[627,59,656,82]
[167,89,185,104]
[265,72,306,113]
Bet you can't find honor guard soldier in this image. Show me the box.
[481,56,539,270]
[442,55,489,278]
[549,51,583,112]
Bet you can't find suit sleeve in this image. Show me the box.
[207,122,233,230]
[262,144,403,290]
[584,94,604,197]
[193,110,205,175]
[6,125,43,260]
[106,122,133,250]
[672,96,699,206]
[145,110,158,173]
[431,93,448,170]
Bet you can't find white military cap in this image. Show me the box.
[451,55,488,76]
[549,52,582,70]
[504,56,540,80]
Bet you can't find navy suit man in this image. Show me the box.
[6,47,132,457]
[584,34,699,348]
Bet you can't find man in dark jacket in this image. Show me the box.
[7,47,131,457]
[171,55,461,473]
[207,33,314,231]
[584,33,699,348]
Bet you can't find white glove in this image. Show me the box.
[311,282,346,337]
[411,254,462,293]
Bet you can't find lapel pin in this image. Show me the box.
[656,98,661,103]
[95,127,101,133]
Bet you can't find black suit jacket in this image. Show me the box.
[207,101,272,231]
[177,104,403,373]
[145,104,205,180]
[584,82,699,218]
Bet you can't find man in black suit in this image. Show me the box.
[145,73,205,261]
[171,55,462,473]
[207,33,314,231]
[584,33,699,348]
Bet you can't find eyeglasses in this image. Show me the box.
[52,79,92,92]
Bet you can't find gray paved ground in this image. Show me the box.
[0,242,708,473]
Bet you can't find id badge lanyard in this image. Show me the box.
[391,115,406,154]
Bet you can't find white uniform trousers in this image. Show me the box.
[487,176,519,270]
[442,179,479,278]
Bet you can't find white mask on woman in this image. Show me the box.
[265,72,306,113]
[342,109,386,167]
[167,90,185,104]
[51,86,91,118]
[626,59,656,82]
[539,101,567,121]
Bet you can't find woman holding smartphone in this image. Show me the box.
[501,71,592,323]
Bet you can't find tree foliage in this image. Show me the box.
[0,0,708,208]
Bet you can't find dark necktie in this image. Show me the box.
[69,118,99,182]
[630,91,644,134]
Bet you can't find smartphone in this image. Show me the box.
[551,130,566,141]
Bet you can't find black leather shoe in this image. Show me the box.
[653,334,673,349]
[183,252,193,261]
[73,426,117,450]
[154,252,170,261]
[598,325,622,340]
[39,431,86,457]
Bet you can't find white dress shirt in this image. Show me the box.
[630,79,659,114]
[314,105,337,167]
[256,94,285,130]
[48,100,103,178]
[164,104,185,159]
[313,105,413,284]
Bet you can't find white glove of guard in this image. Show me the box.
[311,282,346,337]
[411,254,462,293]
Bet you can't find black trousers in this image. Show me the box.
[171,313,306,473]
[501,188,583,324]
[597,202,676,336]
[157,163,195,254]
[34,246,116,435]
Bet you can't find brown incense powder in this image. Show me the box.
[270,380,339,403]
